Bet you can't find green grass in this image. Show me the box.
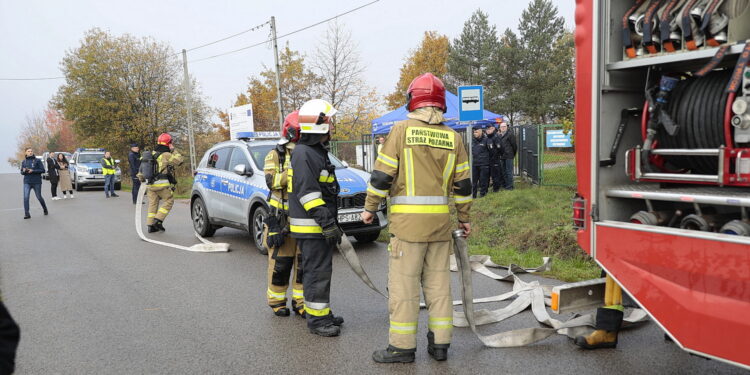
[540,164,577,187]
[121,176,194,199]
[377,182,600,282]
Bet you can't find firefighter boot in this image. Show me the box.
[291,300,305,317]
[427,331,449,361]
[154,219,166,232]
[372,345,416,363]
[309,323,340,337]
[574,307,624,349]
[270,302,290,317]
[148,225,159,233]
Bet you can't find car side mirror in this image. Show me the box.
[342,161,349,168]
[233,164,253,176]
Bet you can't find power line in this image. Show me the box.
[190,0,380,63]
[185,20,271,52]
[0,76,64,81]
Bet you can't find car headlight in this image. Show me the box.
[76,166,88,173]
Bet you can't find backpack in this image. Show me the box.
[139,151,161,184]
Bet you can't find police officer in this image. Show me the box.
[362,73,473,363]
[287,99,344,337]
[484,124,503,192]
[263,111,305,317]
[497,122,517,190]
[144,133,183,233]
[471,126,490,198]
[128,143,142,204]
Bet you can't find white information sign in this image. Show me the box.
[229,104,254,140]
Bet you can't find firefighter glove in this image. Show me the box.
[322,224,343,247]
[265,216,285,249]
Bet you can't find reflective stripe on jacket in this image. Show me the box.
[101,158,116,175]
[288,143,339,239]
[264,144,293,212]
[364,118,472,242]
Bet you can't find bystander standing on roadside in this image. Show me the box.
[128,143,142,204]
[46,152,60,200]
[57,153,75,198]
[471,126,490,198]
[20,148,48,219]
[0,299,20,375]
[498,122,517,190]
[484,124,503,193]
[101,151,119,198]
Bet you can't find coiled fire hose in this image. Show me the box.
[134,184,230,252]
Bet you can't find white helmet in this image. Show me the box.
[298,99,337,134]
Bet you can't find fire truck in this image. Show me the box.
[572,0,749,369]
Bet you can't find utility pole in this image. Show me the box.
[181,49,197,172]
[270,16,284,132]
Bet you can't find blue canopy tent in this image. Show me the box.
[371,91,505,134]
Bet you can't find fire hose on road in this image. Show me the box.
[134,184,230,252]
[336,229,649,348]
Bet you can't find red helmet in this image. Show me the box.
[157,133,172,146]
[406,73,446,112]
[282,111,301,143]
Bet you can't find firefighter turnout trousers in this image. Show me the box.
[298,238,334,329]
[263,225,304,314]
[146,184,174,225]
[388,237,452,349]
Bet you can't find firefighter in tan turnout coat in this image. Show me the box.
[362,73,473,363]
[263,111,305,317]
[143,133,184,233]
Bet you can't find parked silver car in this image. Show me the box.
[190,139,387,254]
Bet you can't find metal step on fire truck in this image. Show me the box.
[570,0,750,370]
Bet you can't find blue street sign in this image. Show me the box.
[458,85,484,121]
[546,129,572,148]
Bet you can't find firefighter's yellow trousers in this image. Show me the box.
[146,185,174,225]
[263,226,304,314]
[388,237,452,349]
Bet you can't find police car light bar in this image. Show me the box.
[236,131,281,140]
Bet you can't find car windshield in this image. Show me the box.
[248,144,345,169]
[77,153,104,163]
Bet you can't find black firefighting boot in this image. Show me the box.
[330,313,344,326]
[309,323,340,337]
[148,225,159,233]
[270,302,290,317]
[372,345,416,363]
[575,307,624,349]
[291,300,305,317]
[153,219,166,232]
[427,331,449,361]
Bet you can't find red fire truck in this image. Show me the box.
[573,0,749,369]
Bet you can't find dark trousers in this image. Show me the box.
[298,238,333,328]
[489,163,503,192]
[502,159,514,190]
[23,183,47,215]
[104,174,115,196]
[472,165,489,198]
[0,301,20,375]
[131,178,141,204]
[50,180,58,197]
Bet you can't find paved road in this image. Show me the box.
[0,174,743,374]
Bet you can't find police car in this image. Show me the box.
[68,148,122,191]
[191,135,387,254]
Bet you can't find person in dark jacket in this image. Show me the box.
[484,124,503,192]
[128,143,142,204]
[0,300,20,374]
[20,148,48,219]
[46,152,60,200]
[471,126,490,198]
[497,123,518,190]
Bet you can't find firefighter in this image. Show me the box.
[471,125,490,198]
[575,274,624,349]
[287,99,344,337]
[263,111,305,317]
[361,73,473,363]
[144,133,183,233]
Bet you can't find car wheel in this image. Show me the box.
[191,197,216,237]
[354,231,381,244]
[251,206,269,255]
[75,181,83,191]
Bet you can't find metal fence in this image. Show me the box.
[332,124,575,188]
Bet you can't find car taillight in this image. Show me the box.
[572,194,586,230]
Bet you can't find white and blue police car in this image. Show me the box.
[191,133,387,254]
[68,148,122,191]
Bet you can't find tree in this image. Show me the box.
[385,31,449,110]
[54,28,211,157]
[8,111,49,167]
[488,29,525,125]
[445,9,499,92]
[313,21,365,112]
[44,107,77,152]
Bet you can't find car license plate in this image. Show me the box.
[93,175,103,179]
[338,212,361,223]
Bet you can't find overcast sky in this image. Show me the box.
[0,0,574,173]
